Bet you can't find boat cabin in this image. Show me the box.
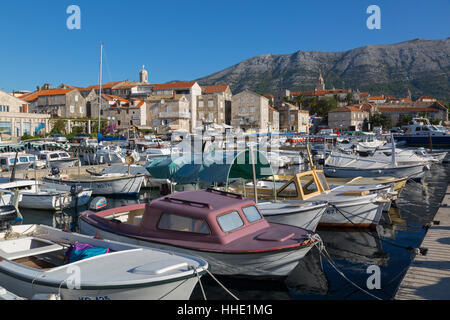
[83,189,275,246]
[240,170,331,201]
[401,118,450,136]
[0,153,36,171]
[34,151,73,163]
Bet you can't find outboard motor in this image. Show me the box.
[0,205,22,232]
[89,197,108,211]
[51,167,60,177]
[70,185,83,195]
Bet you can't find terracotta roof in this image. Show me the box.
[153,82,197,90]
[202,85,229,94]
[349,103,376,111]
[268,105,278,112]
[417,96,436,101]
[102,94,129,103]
[20,89,73,102]
[377,106,440,113]
[83,81,126,91]
[360,92,369,97]
[291,89,348,97]
[113,82,143,90]
[368,96,386,100]
[329,106,369,113]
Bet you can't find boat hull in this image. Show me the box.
[43,175,144,197]
[79,219,313,277]
[258,203,326,232]
[318,197,384,228]
[323,163,426,179]
[394,135,450,148]
[0,272,200,300]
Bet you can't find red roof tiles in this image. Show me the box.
[202,85,229,94]
[153,82,197,90]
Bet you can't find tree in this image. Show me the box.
[346,92,354,106]
[311,97,338,121]
[398,114,412,126]
[51,120,66,134]
[369,112,392,130]
[295,95,304,108]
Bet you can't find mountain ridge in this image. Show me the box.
[195,38,450,102]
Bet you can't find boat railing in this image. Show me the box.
[206,188,245,200]
[163,196,212,209]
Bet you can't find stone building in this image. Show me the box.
[197,85,232,127]
[21,88,86,118]
[328,105,370,131]
[278,102,310,133]
[0,90,50,140]
[231,90,278,133]
[152,82,202,132]
[145,94,191,134]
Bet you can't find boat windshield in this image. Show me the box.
[299,174,319,196]
[278,182,298,198]
[217,211,244,233]
[242,206,263,223]
[158,213,210,235]
[432,126,446,132]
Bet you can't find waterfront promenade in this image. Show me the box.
[395,184,450,300]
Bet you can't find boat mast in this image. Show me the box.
[98,43,103,134]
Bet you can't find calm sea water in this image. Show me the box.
[20,162,450,300]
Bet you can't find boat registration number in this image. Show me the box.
[79,296,111,300]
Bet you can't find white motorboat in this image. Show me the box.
[0,224,208,300]
[87,164,169,189]
[19,182,92,211]
[31,150,78,169]
[43,172,145,197]
[0,178,92,211]
[324,152,427,179]
[232,170,386,228]
[0,153,40,172]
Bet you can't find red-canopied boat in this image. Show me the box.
[79,189,320,277]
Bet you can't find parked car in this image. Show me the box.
[48,134,67,144]
[70,134,92,144]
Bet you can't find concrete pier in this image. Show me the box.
[395,184,450,300]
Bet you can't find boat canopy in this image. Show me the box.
[146,150,274,184]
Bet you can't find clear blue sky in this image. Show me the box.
[0,0,449,92]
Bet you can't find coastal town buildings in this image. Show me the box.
[0,90,50,140]
[231,89,279,133]
[278,102,310,133]
[328,105,370,131]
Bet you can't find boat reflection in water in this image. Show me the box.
[317,228,389,266]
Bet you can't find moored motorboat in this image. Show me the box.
[0,224,208,300]
[43,169,145,197]
[230,170,386,228]
[79,189,320,277]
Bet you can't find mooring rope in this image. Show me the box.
[308,234,383,300]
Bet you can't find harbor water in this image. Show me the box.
[20,163,450,300]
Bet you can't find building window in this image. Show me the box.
[70,105,74,113]
[75,95,78,102]
[208,100,213,108]
[199,100,204,108]
[79,107,83,114]
[249,106,255,113]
